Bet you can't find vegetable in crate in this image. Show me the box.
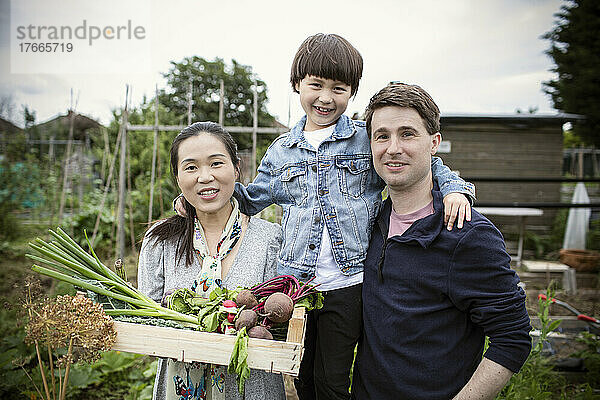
[235,309,258,331]
[248,275,323,328]
[247,325,273,340]
[263,292,294,323]
[236,289,258,308]
[26,228,200,327]
[26,227,323,396]
[228,327,251,394]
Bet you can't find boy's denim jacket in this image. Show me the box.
[234,115,475,279]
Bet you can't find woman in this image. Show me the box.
[138,122,285,400]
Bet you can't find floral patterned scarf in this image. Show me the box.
[166,198,242,400]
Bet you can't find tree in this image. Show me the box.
[159,57,277,149]
[88,58,281,249]
[0,94,17,123]
[23,106,36,129]
[543,0,600,147]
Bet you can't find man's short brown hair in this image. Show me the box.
[290,33,363,96]
[364,83,440,136]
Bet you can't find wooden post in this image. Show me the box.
[116,86,129,260]
[126,131,136,253]
[219,79,224,125]
[77,143,84,215]
[517,216,525,268]
[157,139,164,215]
[92,119,123,244]
[49,134,55,162]
[101,127,110,181]
[38,127,43,157]
[187,78,193,126]
[252,80,258,177]
[57,91,76,225]
[578,146,584,178]
[148,85,159,225]
[69,182,75,236]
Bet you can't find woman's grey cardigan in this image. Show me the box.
[138,216,286,400]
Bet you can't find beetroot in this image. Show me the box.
[222,300,237,308]
[248,325,273,340]
[236,289,258,309]
[263,292,294,323]
[234,309,258,331]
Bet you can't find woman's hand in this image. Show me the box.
[173,194,188,217]
[443,193,471,230]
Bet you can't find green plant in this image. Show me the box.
[572,331,600,387]
[67,352,156,400]
[27,228,200,326]
[496,288,565,399]
[587,218,600,252]
[0,160,45,243]
[0,309,41,398]
[0,239,153,399]
[524,209,569,260]
[63,188,119,256]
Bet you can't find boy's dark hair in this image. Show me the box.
[290,33,363,96]
[146,121,241,267]
[364,82,440,136]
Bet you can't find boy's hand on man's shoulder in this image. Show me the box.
[443,193,472,231]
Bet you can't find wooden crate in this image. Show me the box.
[111,307,307,376]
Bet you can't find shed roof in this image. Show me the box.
[0,117,23,133]
[440,113,583,125]
[36,110,102,131]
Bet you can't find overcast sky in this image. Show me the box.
[0,0,563,128]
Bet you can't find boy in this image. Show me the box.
[234,33,474,400]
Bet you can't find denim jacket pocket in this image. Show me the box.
[278,163,308,205]
[336,156,370,197]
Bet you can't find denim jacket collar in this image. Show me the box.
[281,115,358,148]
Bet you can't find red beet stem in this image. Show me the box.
[250,276,285,292]
[295,276,315,296]
[293,290,320,303]
[252,300,266,312]
[293,278,319,299]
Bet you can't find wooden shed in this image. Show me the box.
[35,110,102,161]
[437,113,581,248]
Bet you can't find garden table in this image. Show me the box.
[474,207,544,268]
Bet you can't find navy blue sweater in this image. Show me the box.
[352,190,531,400]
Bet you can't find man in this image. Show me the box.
[351,83,532,400]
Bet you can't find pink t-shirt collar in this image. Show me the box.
[388,200,435,238]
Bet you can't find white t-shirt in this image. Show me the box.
[303,125,335,150]
[304,126,363,291]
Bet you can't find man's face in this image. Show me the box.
[370,106,441,193]
[295,75,352,132]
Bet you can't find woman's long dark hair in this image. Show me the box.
[145,122,241,266]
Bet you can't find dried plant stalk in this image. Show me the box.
[22,286,117,400]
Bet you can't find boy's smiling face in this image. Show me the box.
[295,75,352,132]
